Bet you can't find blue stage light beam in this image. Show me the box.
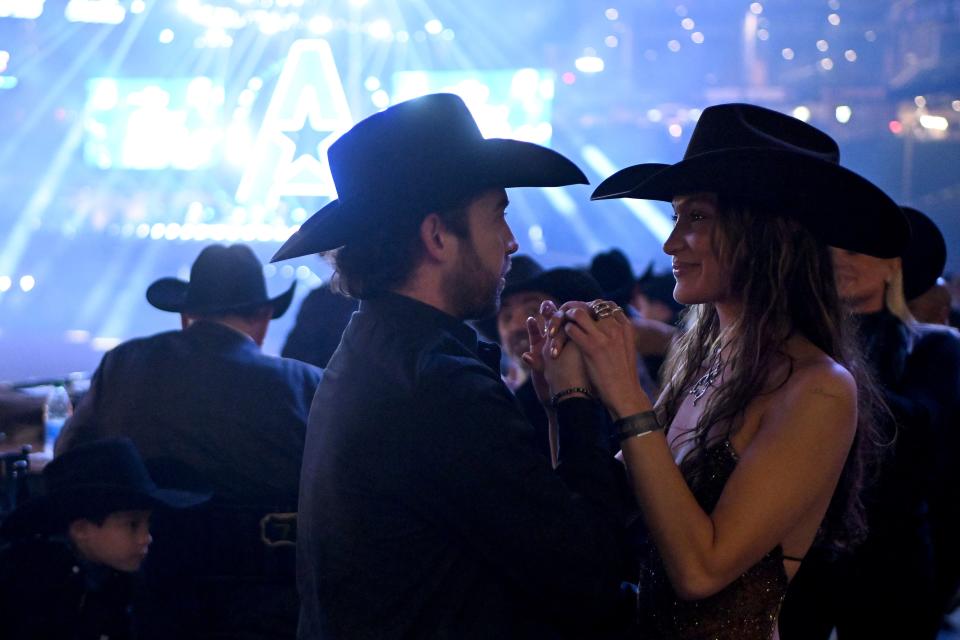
[579,144,673,243]
[93,239,165,342]
[539,187,605,256]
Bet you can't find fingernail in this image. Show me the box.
[550,346,558,357]
[548,325,557,336]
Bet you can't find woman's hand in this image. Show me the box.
[535,300,590,398]
[559,300,652,418]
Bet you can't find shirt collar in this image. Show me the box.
[361,292,502,371]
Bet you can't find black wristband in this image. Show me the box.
[614,410,662,441]
[550,387,593,407]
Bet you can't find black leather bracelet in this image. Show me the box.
[614,410,662,441]
[550,387,593,407]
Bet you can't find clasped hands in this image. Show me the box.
[520,299,650,418]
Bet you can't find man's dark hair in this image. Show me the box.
[330,198,473,299]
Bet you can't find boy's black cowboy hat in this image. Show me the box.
[271,93,588,261]
[900,206,947,301]
[147,244,295,319]
[591,103,908,259]
[1,438,209,537]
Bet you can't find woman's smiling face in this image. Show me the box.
[663,193,732,306]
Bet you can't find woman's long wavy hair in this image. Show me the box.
[656,197,883,552]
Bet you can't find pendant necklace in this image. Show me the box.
[688,346,723,405]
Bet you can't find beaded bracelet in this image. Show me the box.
[614,410,662,441]
[550,386,593,407]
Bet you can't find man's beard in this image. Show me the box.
[443,240,502,321]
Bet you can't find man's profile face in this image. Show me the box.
[444,188,518,320]
[497,290,553,363]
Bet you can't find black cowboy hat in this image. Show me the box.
[1,438,209,537]
[901,206,948,301]
[635,262,685,315]
[271,93,589,261]
[504,267,604,308]
[591,103,908,259]
[147,244,295,319]
[589,248,635,309]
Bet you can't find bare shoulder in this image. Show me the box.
[787,354,855,402]
[760,338,857,441]
[780,336,855,400]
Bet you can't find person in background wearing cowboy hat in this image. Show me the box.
[492,263,606,464]
[589,249,679,392]
[530,102,908,639]
[272,93,632,639]
[56,243,322,640]
[780,206,960,640]
[0,438,208,640]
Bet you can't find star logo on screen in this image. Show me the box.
[236,39,354,209]
[282,120,332,163]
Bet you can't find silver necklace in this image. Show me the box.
[688,347,723,405]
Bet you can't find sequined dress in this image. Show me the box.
[633,439,789,639]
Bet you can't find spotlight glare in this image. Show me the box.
[691,31,704,44]
[19,275,35,292]
[865,30,877,42]
[792,106,811,122]
[816,39,829,52]
[750,3,763,15]
[952,100,960,112]
[371,89,390,109]
[681,17,694,30]
[844,49,857,62]
[159,28,175,44]
[782,48,795,60]
[667,39,681,52]
[364,76,381,91]
[368,18,392,40]
[668,123,683,138]
[888,120,903,134]
[820,58,834,70]
[647,108,663,122]
[835,105,852,123]
[574,55,605,73]
[605,35,619,48]
[757,29,769,41]
[424,19,442,35]
[914,95,927,108]
[919,115,949,131]
[308,15,333,34]
[828,13,840,26]
[606,7,619,20]
[0,276,10,292]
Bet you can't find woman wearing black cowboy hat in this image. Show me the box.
[0,438,208,640]
[780,206,960,639]
[526,103,906,639]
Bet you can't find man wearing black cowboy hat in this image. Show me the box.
[57,243,322,639]
[273,93,631,639]
[0,438,208,640]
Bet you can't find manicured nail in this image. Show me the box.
[550,346,559,357]
[549,325,558,337]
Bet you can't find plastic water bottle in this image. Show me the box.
[44,384,71,456]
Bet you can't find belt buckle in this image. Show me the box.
[259,512,297,548]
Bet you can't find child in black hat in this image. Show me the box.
[0,438,208,640]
